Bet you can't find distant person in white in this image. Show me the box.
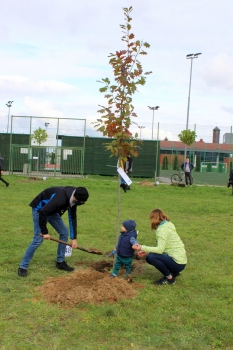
[181,157,194,186]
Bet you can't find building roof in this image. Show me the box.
[160,139,233,152]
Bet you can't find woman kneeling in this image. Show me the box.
[132,209,187,285]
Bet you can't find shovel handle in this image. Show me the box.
[40,234,90,253]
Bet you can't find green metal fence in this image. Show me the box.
[2,135,160,179]
[61,136,160,179]
[10,145,85,178]
[2,119,233,187]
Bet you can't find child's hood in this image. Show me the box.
[122,220,136,232]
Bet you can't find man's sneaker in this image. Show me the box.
[154,276,176,285]
[56,261,74,272]
[6,183,9,187]
[18,267,27,277]
[109,273,116,278]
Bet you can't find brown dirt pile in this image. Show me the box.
[138,179,154,186]
[37,266,144,306]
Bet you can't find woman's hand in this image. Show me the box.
[132,244,142,251]
[42,234,50,240]
[138,251,147,258]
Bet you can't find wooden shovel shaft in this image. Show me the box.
[40,234,90,253]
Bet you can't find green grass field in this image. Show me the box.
[0,175,233,350]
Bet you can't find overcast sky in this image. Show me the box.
[0,0,233,143]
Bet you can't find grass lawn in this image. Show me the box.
[0,175,233,350]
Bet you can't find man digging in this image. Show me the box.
[18,186,89,277]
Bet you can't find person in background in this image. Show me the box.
[0,156,9,187]
[227,169,233,188]
[132,209,187,285]
[18,186,89,277]
[119,155,133,192]
[181,157,194,186]
[124,155,133,190]
[110,220,138,278]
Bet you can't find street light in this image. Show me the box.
[185,52,202,159]
[148,106,159,140]
[44,122,50,131]
[138,125,145,139]
[6,101,14,133]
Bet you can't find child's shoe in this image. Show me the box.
[125,274,132,283]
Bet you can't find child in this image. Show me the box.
[110,220,138,278]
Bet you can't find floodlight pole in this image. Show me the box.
[6,101,14,133]
[155,122,160,183]
[138,125,145,139]
[185,53,201,160]
[44,122,49,131]
[148,106,159,140]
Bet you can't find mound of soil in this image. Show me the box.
[138,179,154,186]
[85,259,146,275]
[37,260,145,306]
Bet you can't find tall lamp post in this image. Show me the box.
[6,101,14,133]
[185,53,201,159]
[44,123,50,165]
[44,122,50,131]
[138,125,145,139]
[148,106,159,140]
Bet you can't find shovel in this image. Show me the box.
[40,234,103,255]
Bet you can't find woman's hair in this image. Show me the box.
[150,209,170,230]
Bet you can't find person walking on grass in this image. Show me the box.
[110,220,138,278]
[0,156,9,187]
[181,157,194,186]
[132,209,187,285]
[18,186,89,277]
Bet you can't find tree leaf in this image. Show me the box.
[99,87,108,93]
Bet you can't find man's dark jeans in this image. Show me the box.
[185,171,192,185]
